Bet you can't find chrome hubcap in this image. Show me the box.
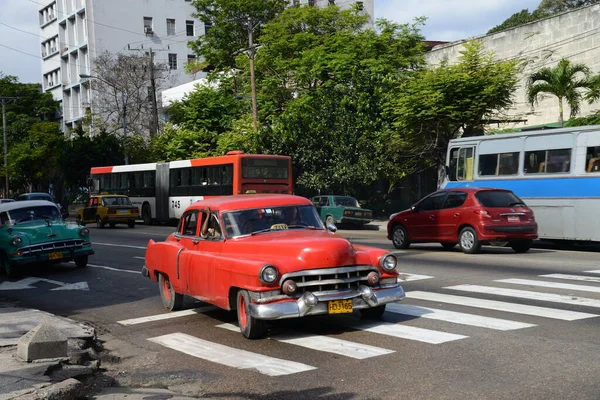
[393,228,405,245]
[461,231,475,249]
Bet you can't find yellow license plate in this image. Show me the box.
[328,299,353,314]
[48,251,62,261]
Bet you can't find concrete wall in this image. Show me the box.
[426,4,600,128]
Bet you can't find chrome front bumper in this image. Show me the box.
[247,284,405,320]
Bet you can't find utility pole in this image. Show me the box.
[122,91,128,164]
[149,49,159,136]
[0,97,17,198]
[248,17,258,131]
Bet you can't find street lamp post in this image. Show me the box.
[79,73,128,164]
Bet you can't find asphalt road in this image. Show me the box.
[2,223,600,400]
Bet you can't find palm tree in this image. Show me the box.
[526,58,591,127]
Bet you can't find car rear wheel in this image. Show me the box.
[159,274,183,311]
[74,256,88,268]
[392,225,410,249]
[510,240,533,253]
[128,220,135,229]
[96,216,105,229]
[459,227,481,254]
[359,305,386,319]
[441,243,456,250]
[325,215,335,226]
[237,290,266,339]
[109,222,116,228]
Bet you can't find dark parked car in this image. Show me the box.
[17,193,69,219]
[387,188,538,254]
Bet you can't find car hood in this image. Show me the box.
[224,230,370,274]
[7,221,79,245]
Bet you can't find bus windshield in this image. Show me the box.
[242,158,289,180]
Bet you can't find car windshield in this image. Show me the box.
[222,205,324,237]
[102,197,132,206]
[475,191,526,208]
[20,194,53,201]
[333,197,360,208]
[8,205,61,224]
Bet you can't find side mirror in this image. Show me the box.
[327,223,337,233]
[411,205,418,213]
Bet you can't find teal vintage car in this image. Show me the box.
[311,195,373,226]
[0,200,93,277]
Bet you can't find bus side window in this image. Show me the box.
[586,146,600,173]
[448,148,460,181]
[457,147,474,181]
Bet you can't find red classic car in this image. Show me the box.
[143,194,405,339]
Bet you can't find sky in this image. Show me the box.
[0,0,541,84]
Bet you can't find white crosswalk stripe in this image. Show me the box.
[585,270,600,274]
[386,303,536,330]
[117,306,217,326]
[397,273,434,282]
[541,274,600,284]
[446,284,600,308]
[216,323,395,359]
[407,291,597,321]
[148,332,317,376]
[496,279,600,294]
[344,321,468,344]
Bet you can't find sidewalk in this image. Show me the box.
[0,300,199,400]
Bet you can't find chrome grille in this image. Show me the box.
[280,266,377,295]
[18,239,89,256]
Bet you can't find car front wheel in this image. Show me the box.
[459,227,481,254]
[510,240,533,253]
[237,290,266,339]
[74,256,88,268]
[96,216,105,229]
[392,225,410,249]
[159,274,183,311]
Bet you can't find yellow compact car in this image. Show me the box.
[76,195,140,228]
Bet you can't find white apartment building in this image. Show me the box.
[38,0,203,132]
[38,0,373,133]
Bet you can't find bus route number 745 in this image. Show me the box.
[171,200,181,209]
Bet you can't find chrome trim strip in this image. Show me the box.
[295,276,368,288]
[175,247,185,279]
[279,265,377,285]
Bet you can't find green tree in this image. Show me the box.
[538,0,600,13]
[487,9,548,34]
[527,58,591,127]
[388,41,521,184]
[188,0,288,70]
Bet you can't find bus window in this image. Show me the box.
[525,148,571,174]
[448,148,459,181]
[586,146,600,173]
[480,152,519,176]
[457,147,474,181]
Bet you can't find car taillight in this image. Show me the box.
[344,210,352,216]
[475,210,491,218]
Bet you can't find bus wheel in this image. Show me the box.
[142,204,152,225]
[459,227,481,254]
[510,240,533,253]
[96,216,105,229]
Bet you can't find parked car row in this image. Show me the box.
[386,187,538,254]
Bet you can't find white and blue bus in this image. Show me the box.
[441,125,600,242]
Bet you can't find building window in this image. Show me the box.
[144,17,153,35]
[204,21,213,35]
[167,19,176,36]
[328,0,335,4]
[308,0,315,6]
[356,1,364,10]
[187,54,196,63]
[186,20,195,36]
[168,53,178,70]
[292,0,300,5]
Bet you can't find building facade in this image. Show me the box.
[425,3,600,129]
[38,0,204,133]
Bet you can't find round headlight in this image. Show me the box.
[10,236,22,247]
[259,264,278,284]
[380,254,397,272]
[79,227,90,237]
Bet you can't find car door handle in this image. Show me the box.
[192,239,200,244]
[454,213,460,217]
[429,215,435,220]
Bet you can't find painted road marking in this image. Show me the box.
[397,273,434,282]
[345,321,467,344]
[217,323,394,359]
[386,303,535,331]
[133,256,145,260]
[148,332,317,376]
[585,270,600,274]
[407,291,597,321]
[88,263,141,274]
[92,242,147,250]
[541,274,600,284]
[447,285,600,308]
[117,306,217,326]
[496,279,600,294]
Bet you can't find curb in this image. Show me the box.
[14,378,83,400]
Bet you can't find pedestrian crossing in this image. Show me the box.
[125,269,600,377]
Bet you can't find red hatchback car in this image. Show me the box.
[387,188,538,254]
